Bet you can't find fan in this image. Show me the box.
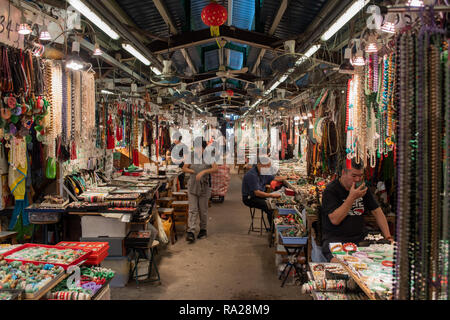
[271,40,310,74]
[247,80,265,97]
[170,83,194,99]
[150,60,182,87]
[268,89,291,110]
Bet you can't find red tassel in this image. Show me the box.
[346,158,351,169]
[71,140,77,160]
[133,149,139,166]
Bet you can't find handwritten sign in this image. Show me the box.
[0,0,25,49]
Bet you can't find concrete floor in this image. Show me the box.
[111,172,311,300]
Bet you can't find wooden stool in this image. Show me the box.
[156,197,174,208]
[128,240,161,286]
[171,201,189,233]
[157,207,176,244]
[172,191,187,201]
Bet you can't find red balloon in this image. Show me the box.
[201,2,228,27]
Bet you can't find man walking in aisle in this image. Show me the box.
[183,137,218,243]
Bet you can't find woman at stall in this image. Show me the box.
[182,137,218,243]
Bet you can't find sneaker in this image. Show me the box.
[186,232,195,243]
[197,229,207,239]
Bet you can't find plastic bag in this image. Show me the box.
[153,211,168,244]
[311,234,328,262]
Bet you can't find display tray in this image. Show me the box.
[0,289,24,300]
[110,188,151,194]
[3,244,92,270]
[124,231,152,247]
[24,271,66,300]
[24,204,67,213]
[67,202,109,212]
[90,278,112,300]
[106,207,138,214]
[106,194,141,200]
[276,208,300,216]
[276,225,307,245]
[39,199,69,209]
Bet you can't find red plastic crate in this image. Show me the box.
[2,243,92,270]
[56,242,109,265]
[84,249,109,265]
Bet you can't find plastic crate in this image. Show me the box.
[56,242,109,265]
[124,231,152,247]
[276,226,308,245]
[2,243,92,270]
[276,208,300,216]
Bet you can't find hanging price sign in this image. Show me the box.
[0,0,24,49]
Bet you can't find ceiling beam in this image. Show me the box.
[152,0,178,34]
[246,0,288,89]
[196,87,248,97]
[151,0,200,88]
[79,38,150,84]
[147,26,284,55]
[101,0,150,44]
[87,0,163,69]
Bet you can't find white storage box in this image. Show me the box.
[81,216,129,238]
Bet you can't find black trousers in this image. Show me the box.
[242,196,274,225]
[178,172,185,189]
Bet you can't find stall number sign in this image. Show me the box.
[0,0,25,49]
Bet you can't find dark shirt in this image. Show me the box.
[321,179,379,242]
[242,166,275,200]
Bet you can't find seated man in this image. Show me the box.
[241,157,287,226]
[321,158,394,262]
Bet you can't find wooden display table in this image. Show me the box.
[0,231,18,244]
[24,273,68,300]
[337,260,378,300]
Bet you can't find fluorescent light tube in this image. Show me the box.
[101,89,114,95]
[320,0,369,41]
[68,0,120,40]
[151,66,162,75]
[122,43,150,66]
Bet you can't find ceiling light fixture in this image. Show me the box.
[381,14,396,34]
[122,43,150,66]
[352,49,365,66]
[101,89,114,95]
[68,0,120,40]
[18,10,31,35]
[321,0,369,41]
[93,42,103,56]
[151,66,162,75]
[339,48,355,74]
[66,40,84,70]
[39,24,51,41]
[407,0,424,7]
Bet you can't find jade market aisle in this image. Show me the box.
[111,172,310,300]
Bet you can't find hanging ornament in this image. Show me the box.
[226,89,233,103]
[201,1,228,48]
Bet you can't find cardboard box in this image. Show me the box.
[81,216,129,238]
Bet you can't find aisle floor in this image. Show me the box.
[111,172,311,300]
